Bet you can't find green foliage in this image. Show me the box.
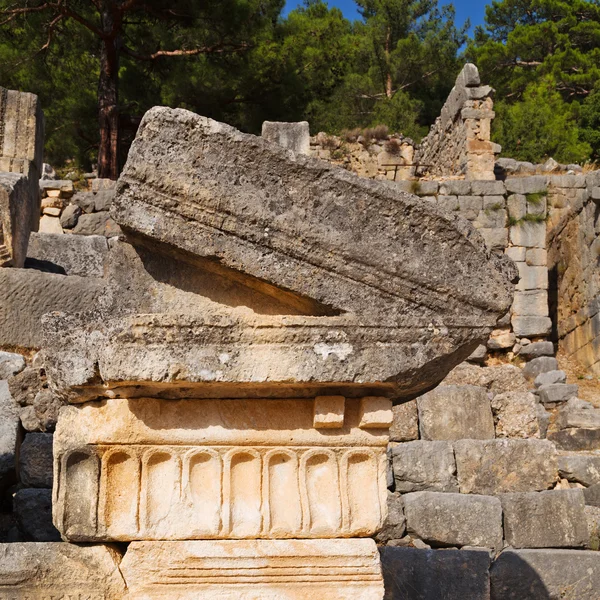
[580,86,600,161]
[525,192,545,205]
[492,79,592,163]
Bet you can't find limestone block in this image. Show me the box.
[0,380,19,484]
[60,203,81,229]
[0,543,125,600]
[468,344,487,363]
[525,248,547,266]
[551,174,587,188]
[44,107,514,403]
[510,222,546,248]
[53,397,388,541]
[375,491,405,543]
[26,232,109,278]
[487,329,516,350]
[38,215,63,235]
[549,428,600,451]
[72,211,121,237]
[443,363,528,393]
[42,207,61,217]
[262,121,310,155]
[478,227,508,250]
[522,357,559,380]
[121,539,384,600]
[458,195,483,219]
[533,369,566,387]
[586,505,600,550]
[584,484,600,508]
[39,180,73,195]
[19,432,53,487]
[557,399,600,429]
[14,488,60,541]
[474,208,506,229]
[438,180,472,196]
[403,491,503,551]
[515,263,548,290]
[91,178,116,193]
[0,351,25,379]
[313,395,345,429]
[507,194,526,220]
[0,269,105,348]
[0,173,34,267]
[392,441,458,493]
[491,391,540,439]
[359,397,393,428]
[512,290,548,317]
[517,341,554,358]
[505,176,548,195]
[491,549,600,600]
[559,454,600,486]
[380,547,491,600]
[501,490,589,548]
[454,439,557,494]
[472,181,506,195]
[389,400,418,442]
[417,385,494,441]
[504,246,525,262]
[536,383,578,405]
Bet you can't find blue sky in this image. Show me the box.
[283,1,487,33]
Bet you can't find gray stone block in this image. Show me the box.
[536,383,579,405]
[389,399,418,442]
[549,428,600,451]
[522,357,559,380]
[559,455,600,486]
[491,391,540,439]
[534,370,566,387]
[72,211,121,237]
[0,380,19,484]
[491,549,600,600]
[59,203,82,229]
[509,222,546,248]
[0,351,25,379]
[454,439,557,494]
[93,189,115,212]
[13,488,60,541]
[512,290,548,317]
[551,174,587,188]
[507,194,526,220]
[505,176,548,195]
[501,490,588,548]
[472,181,506,195]
[0,268,105,348]
[584,484,600,508]
[525,248,547,266]
[504,246,525,262]
[262,121,310,155]
[515,263,548,290]
[73,191,95,213]
[557,398,600,429]
[376,491,406,543]
[404,491,503,551]
[392,441,458,493]
[439,181,472,195]
[512,316,553,337]
[443,363,528,393]
[26,232,109,278]
[517,341,554,358]
[417,385,494,441]
[18,432,53,487]
[458,196,483,220]
[480,228,509,251]
[380,547,490,600]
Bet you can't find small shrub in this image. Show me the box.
[341,128,361,143]
[385,138,402,155]
[485,203,504,214]
[409,180,421,194]
[526,192,546,206]
[522,213,546,223]
[320,134,338,151]
[371,124,389,141]
[508,216,520,227]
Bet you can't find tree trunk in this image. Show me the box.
[385,26,393,99]
[97,3,120,180]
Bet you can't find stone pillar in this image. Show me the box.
[43,108,514,599]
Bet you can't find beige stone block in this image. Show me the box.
[120,539,384,600]
[53,398,388,541]
[526,248,548,266]
[513,290,549,317]
[41,196,64,209]
[359,397,393,428]
[314,395,345,429]
[0,543,125,600]
[42,206,61,217]
[515,263,548,290]
[46,189,63,198]
[510,222,546,248]
[38,214,63,234]
[389,400,418,442]
[505,246,526,262]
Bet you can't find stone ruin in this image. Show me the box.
[2,63,600,600]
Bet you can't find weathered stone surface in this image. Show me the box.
[122,539,384,600]
[403,491,502,551]
[381,547,491,600]
[491,549,600,600]
[389,400,418,442]
[38,214,63,235]
[0,380,19,484]
[509,222,546,248]
[557,398,600,429]
[512,316,553,337]
[262,121,311,155]
[42,107,513,403]
[54,397,388,541]
[487,329,516,350]
[72,211,121,237]
[59,203,81,229]
[454,439,557,494]
[13,488,60,541]
[512,290,548,317]
[505,176,548,195]
[0,173,35,267]
[417,385,494,440]
[26,232,109,278]
[376,491,406,543]
[392,441,458,493]
[559,454,600,486]
[501,490,588,548]
[517,341,554,358]
[0,543,125,599]
[585,505,600,550]
[584,484,600,508]
[549,428,600,451]
[522,356,559,380]
[534,369,566,387]
[0,268,105,348]
[19,432,53,487]
[491,391,540,438]
[0,351,25,379]
[443,363,528,393]
[536,383,579,405]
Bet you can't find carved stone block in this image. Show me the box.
[0,173,33,267]
[53,397,388,542]
[120,539,384,600]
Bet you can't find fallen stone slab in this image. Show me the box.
[559,454,600,486]
[403,491,503,551]
[522,357,559,380]
[26,232,109,278]
[121,539,384,600]
[501,489,589,548]
[491,391,540,439]
[417,385,495,441]
[491,549,600,600]
[549,428,600,451]
[0,268,105,348]
[0,542,125,599]
[392,441,458,493]
[380,546,491,600]
[18,432,53,487]
[454,439,557,494]
[0,351,25,379]
[536,383,579,405]
[44,107,514,403]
